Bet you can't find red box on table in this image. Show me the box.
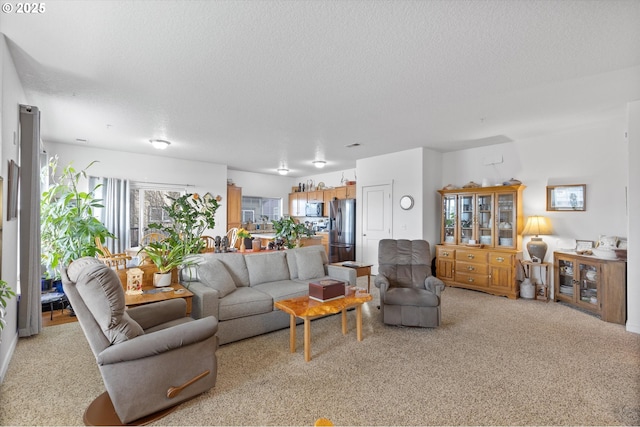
[309,279,345,302]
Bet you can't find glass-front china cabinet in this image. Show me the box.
[436,184,525,299]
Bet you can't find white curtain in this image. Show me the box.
[92,177,130,253]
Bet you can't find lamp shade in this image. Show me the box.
[522,216,553,237]
[522,216,553,262]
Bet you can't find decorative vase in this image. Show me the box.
[520,278,535,299]
[240,241,246,252]
[153,272,172,287]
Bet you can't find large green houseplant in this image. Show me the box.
[41,156,114,279]
[140,193,219,285]
[272,216,314,249]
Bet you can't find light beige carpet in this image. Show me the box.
[1,278,639,426]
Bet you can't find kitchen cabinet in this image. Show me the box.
[289,192,308,217]
[554,251,626,324]
[289,186,357,218]
[227,185,242,230]
[435,184,525,299]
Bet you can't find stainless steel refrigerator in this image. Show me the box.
[329,199,356,263]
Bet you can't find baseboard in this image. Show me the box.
[625,320,640,335]
[0,330,18,384]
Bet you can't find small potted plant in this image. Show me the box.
[0,280,17,343]
[236,228,252,252]
[140,238,186,287]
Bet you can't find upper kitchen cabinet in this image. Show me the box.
[437,184,525,250]
[227,184,242,230]
[289,192,308,217]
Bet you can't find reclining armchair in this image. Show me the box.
[62,257,219,425]
[374,239,445,327]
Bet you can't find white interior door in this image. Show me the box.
[361,183,392,275]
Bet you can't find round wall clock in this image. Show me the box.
[400,195,414,210]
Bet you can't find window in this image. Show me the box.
[129,185,183,246]
[241,196,282,224]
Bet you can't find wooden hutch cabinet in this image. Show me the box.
[435,184,525,299]
[554,251,626,324]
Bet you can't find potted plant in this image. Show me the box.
[272,216,314,249]
[0,280,17,343]
[40,156,115,280]
[140,193,219,285]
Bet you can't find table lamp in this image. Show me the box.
[522,215,553,262]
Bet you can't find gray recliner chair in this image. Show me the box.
[374,239,445,327]
[61,257,219,425]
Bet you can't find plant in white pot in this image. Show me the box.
[140,192,219,286]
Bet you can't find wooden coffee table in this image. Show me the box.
[274,287,372,362]
[125,283,194,316]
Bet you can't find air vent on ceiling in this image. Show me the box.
[345,143,361,148]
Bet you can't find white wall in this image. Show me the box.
[46,143,229,238]
[442,118,628,256]
[626,101,639,334]
[0,35,27,382]
[227,170,295,216]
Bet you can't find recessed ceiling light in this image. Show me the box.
[150,139,171,150]
[312,160,326,168]
[277,168,289,175]
[345,143,361,148]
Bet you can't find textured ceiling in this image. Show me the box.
[2,0,639,177]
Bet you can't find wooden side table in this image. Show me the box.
[331,262,373,292]
[125,283,194,316]
[521,261,551,301]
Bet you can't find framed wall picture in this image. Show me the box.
[547,184,586,211]
[7,159,19,221]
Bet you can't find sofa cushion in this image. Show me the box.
[286,246,328,279]
[245,251,290,286]
[202,252,250,287]
[218,287,273,321]
[295,249,326,280]
[199,258,237,297]
[72,259,144,344]
[253,280,309,301]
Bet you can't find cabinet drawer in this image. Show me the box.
[488,252,515,266]
[436,247,455,259]
[456,261,489,275]
[456,249,488,263]
[455,272,489,286]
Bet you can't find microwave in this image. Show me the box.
[305,202,324,217]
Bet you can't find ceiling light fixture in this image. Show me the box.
[312,160,326,168]
[277,167,289,175]
[149,139,171,150]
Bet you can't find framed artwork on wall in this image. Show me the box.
[7,159,19,221]
[547,184,586,211]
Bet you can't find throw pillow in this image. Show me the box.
[198,258,237,297]
[245,251,289,285]
[295,250,326,280]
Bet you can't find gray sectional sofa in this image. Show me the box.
[180,245,357,345]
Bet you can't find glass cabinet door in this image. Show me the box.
[459,195,474,244]
[476,193,493,246]
[443,195,457,243]
[496,193,515,248]
[557,258,575,299]
[578,262,598,307]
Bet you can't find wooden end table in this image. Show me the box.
[125,283,194,316]
[331,262,373,292]
[274,287,373,362]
